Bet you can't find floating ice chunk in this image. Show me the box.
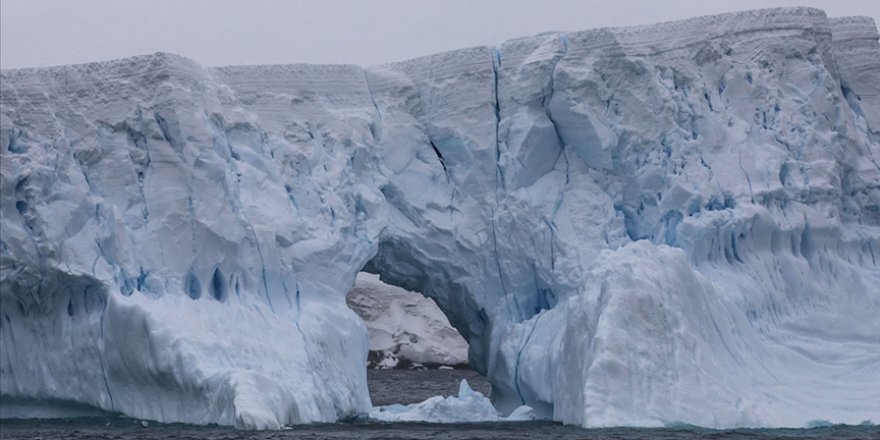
[369,380,534,423]
[505,405,536,422]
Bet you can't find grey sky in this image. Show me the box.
[1,0,877,69]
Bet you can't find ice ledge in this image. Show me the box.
[0,52,215,109]
[0,52,203,79]
[830,16,880,42]
[564,7,832,52]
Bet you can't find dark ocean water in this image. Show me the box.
[367,368,491,406]
[1,369,877,440]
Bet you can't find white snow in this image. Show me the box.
[369,379,534,423]
[347,272,469,368]
[1,7,879,430]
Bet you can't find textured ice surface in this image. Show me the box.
[1,7,879,430]
[369,379,533,423]
[346,272,468,368]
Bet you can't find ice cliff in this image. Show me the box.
[1,7,878,429]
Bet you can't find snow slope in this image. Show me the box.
[2,7,878,429]
[346,272,468,368]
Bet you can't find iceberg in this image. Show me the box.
[1,7,878,429]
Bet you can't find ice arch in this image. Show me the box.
[2,8,879,429]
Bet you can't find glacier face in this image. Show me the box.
[1,7,879,429]
[0,57,381,429]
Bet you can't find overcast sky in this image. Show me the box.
[1,0,877,69]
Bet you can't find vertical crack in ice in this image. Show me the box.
[154,113,178,150]
[429,141,449,183]
[244,215,275,312]
[281,279,294,309]
[154,112,186,162]
[294,282,302,320]
[514,311,544,405]
[93,238,113,280]
[3,314,19,387]
[491,214,517,321]
[489,46,518,321]
[187,195,197,256]
[291,282,317,389]
[730,232,744,263]
[284,184,300,211]
[738,151,755,204]
[493,47,506,191]
[544,35,572,216]
[260,262,274,313]
[542,218,557,272]
[363,69,382,124]
[542,33,569,127]
[96,288,115,411]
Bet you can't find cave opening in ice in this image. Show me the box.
[345,271,470,369]
[361,246,494,376]
[346,266,514,423]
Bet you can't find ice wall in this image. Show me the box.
[365,7,880,426]
[1,7,878,429]
[1,56,382,428]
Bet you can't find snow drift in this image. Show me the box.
[1,7,878,429]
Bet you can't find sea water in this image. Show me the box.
[1,369,876,439]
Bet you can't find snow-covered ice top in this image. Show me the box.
[1,7,879,430]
